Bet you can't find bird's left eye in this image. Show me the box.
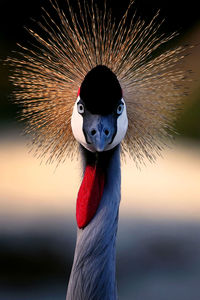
[77,103,84,114]
[117,103,124,115]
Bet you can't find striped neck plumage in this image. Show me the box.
[66,146,121,300]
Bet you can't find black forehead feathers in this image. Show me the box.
[80,65,122,115]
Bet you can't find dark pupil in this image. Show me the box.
[118,105,121,111]
[79,105,83,111]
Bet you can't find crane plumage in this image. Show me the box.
[67,145,121,299]
[8,0,189,165]
[7,0,191,299]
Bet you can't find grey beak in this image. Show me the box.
[89,123,111,152]
[83,115,116,152]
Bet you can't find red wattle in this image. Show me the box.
[76,165,105,229]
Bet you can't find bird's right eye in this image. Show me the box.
[77,103,84,114]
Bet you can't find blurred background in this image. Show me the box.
[0,0,200,299]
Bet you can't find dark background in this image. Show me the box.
[0,1,200,300]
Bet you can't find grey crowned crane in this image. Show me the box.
[8,0,190,299]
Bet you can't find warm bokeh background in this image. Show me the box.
[0,0,200,299]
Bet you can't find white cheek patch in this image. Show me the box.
[106,98,128,151]
[71,97,128,152]
[71,97,95,152]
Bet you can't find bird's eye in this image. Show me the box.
[77,103,84,114]
[117,103,124,115]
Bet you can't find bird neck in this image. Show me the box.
[66,145,121,300]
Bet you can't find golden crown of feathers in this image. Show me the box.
[8,0,191,164]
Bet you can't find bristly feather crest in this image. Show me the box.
[8,0,191,165]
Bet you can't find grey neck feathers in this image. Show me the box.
[66,145,121,300]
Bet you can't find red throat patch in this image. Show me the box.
[76,165,105,229]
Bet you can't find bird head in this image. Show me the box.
[71,65,128,152]
[8,1,189,165]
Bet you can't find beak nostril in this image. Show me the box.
[104,129,109,136]
[91,129,97,136]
